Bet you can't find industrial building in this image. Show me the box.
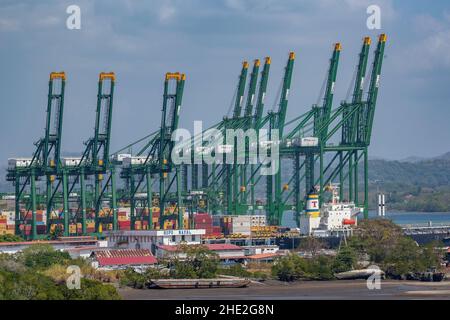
[105,229,205,253]
[90,249,158,270]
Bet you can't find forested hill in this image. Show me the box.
[368,152,450,211]
[369,153,450,188]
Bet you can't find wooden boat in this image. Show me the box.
[149,278,251,289]
[335,268,384,280]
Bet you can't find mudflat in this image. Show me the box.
[118,279,450,300]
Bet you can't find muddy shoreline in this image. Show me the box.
[118,279,450,300]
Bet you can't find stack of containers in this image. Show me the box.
[118,220,131,230]
[36,222,46,234]
[86,220,95,233]
[6,220,15,234]
[250,215,266,228]
[20,224,32,236]
[0,214,7,235]
[69,223,77,234]
[212,215,222,227]
[135,220,142,230]
[118,210,130,230]
[163,219,176,230]
[211,226,223,238]
[220,216,233,235]
[230,215,251,236]
[152,207,160,229]
[194,213,213,235]
[87,209,96,219]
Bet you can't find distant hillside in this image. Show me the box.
[367,152,450,211]
[369,158,450,188]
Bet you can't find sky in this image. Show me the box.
[0,0,450,164]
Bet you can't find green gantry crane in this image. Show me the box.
[120,72,186,230]
[62,72,116,236]
[7,72,66,240]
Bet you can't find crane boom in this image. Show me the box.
[342,37,370,144]
[276,52,295,137]
[243,59,260,118]
[254,57,271,129]
[315,43,340,139]
[365,34,386,144]
[232,61,249,118]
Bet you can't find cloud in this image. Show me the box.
[395,13,450,71]
[158,2,176,22]
[0,18,19,31]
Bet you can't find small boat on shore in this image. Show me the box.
[335,268,384,280]
[149,278,251,289]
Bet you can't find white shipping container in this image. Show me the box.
[63,157,82,167]
[8,158,33,168]
[113,153,132,163]
[296,137,319,147]
[217,145,233,154]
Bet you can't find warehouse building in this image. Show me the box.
[105,229,205,253]
[90,249,157,270]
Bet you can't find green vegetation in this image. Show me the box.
[331,246,357,274]
[168,244,219,279]
[272,220,443,282]
[19,244,71,269]
[0,234,24,242]
[120,244,219,289]
[348,219,443,279]
[0,244,120,300]
[271,254,335,281]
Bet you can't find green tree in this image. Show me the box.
[0,234,24,242]
[168,244,219,279]
[62,278,121,300]
[332,246,357,273]
[18,244,71,269]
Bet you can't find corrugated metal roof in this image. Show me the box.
[157,244,243,252]
[206,244,243,251]
[246,253,278,260]
[93,249,157,266]
[97,256,157,266]
[157,245,179,252]
[94,248,152,258]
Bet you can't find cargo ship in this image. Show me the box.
[299,184,361,237]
